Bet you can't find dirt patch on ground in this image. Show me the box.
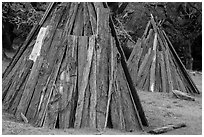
[2,56,202,135]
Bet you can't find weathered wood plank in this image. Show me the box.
[129,48,143,87]
[89,38,97,128]
[164,50,173,93]
[110,49,125,130]
[95,8,110,130]
[127,38,142,65]
[83,3,92,36]
[159,52,167,92]
[137,48,151,82]
[74,35,95,128]
[64,2,79,35]
[137,51,153,89]
[87,2,97,34]
[72,3,84,36]
[104,37,115,129]
[78,36,88,91]
[148,123,186,134]
[154,51,162,92]
[149,33,157,92]
[166,52,178,90]
[142,21,151,39]
[80,36,91,128]
[139,29,153,61]
[57,36,78,129]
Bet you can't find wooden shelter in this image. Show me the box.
[2,2,148,131]
[127,16,200,94]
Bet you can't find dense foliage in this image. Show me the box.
[2,2,48,39]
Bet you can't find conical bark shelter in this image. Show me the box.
[2,2,148,131]
[127,16,200,94]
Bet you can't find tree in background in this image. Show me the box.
[115,2,202,70]
[2,2,48,39]
[2,2,48,61]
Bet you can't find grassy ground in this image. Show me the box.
[2,53,202,135]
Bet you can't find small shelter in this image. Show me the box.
[2,2,148,131]
[127,16,200,94]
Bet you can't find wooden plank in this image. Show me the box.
[80,36,91,128]
[148,123,186,134]
[72,3,84,36]
[127,38,142,65]
[104,37,115,129]
[112,67,126,131]
[150,16,158,33]
[81,85,91,128]
[159,52,167,92]
[57,36,78,129]
[164,50,173,93]
[137,51,154,89]
[89,40,97,128]
[172,90,195,101]
[137,48,151,81]
[57,3,72,31]
[110,48,125,130]
[143,71,150,91]
[74,35,95,128]
[95,7,110,130]
[83,2,92,36]
[149,33,157,92]
[142,20,151,39]
[129,47,143,87]
[127,39,142,87]
[154,51,162,92]
[168,55,179,90]
[78,36,88,92]
[87,2,97,34]
[175,69,188,93]
[110,82,124,130]
[64,2,79,35]
[139,29,153,59]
